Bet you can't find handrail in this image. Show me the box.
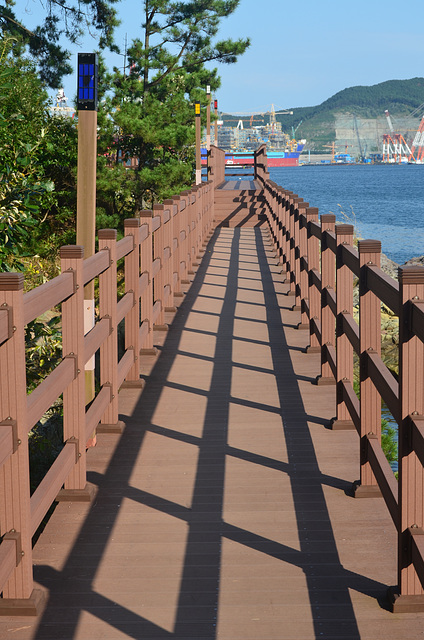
[257,159,424,609]
[0,178,215,608]
[23,272,74,326]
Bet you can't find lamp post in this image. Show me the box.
[76,53,98,408]
[206,85,211,150]
[195,101,201,184]
[214,98,218,146]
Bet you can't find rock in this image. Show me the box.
[402,255,424,268]
[380,253,399,280]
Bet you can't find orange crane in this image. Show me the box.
[249,114,264,126]
[324,142,336,162]
[409,116,424,163]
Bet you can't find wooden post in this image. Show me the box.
[122,219,143,387]
[391,266,424,611]
[0,274,39,613]
[305,207,320,354]
[59,246,90,495]
[269,185,277,245]
[355,240,382,497]
[139,211,155,354]
[163,200,177,312]
[293,200,307,312]
[188,192,197,275]
[97,230,123,433]
[276,188,285,269]
[206,86,211,150]
[318,214,337,383]
[172,197,183,300]
[288,196,300,298]
[180,192,191,285]
[152,204,167,329]
[332,224,355,429]
[297,202,310,330]
[76,109,97,405]
[189,188,199,269]
[282,191,293,280]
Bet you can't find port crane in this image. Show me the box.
[382,109,415,163]
[353,116,365,162]
[408,115,424,163]
[291,120,303,138]
[323,142,353,163]
[323,142,336,162]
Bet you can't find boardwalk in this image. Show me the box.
[1,220,424,638]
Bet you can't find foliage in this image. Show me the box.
[25,312,64,494]
[26,315,63,392]
[352,369,398,471]
[96,0,249,219]
[0,0,120,87]
[0,41,79,266]
[0,45,51,268]
[381,418,398,466]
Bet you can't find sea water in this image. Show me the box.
[269,163,424,265]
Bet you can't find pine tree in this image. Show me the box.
[97,0,249,216]
[0,0,120,87]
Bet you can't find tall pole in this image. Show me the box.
[214,98,218,146]
[76,53,98,410]
[206,85,211,150]
[195,101,201,184]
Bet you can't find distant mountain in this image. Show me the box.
[281,78,424,149]
[222,78,424,153]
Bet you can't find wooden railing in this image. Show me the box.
[257,172,424,613]
[254,144,270,183]
[208,145,225,185]
[0,180,214,614]
[207,144,266,184]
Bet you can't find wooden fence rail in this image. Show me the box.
[3,142,424,617]
[256,171,424,613]
[0,180,214,615]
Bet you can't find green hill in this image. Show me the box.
[222,78,424,153]
[282,78,424,150]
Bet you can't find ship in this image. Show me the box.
[223,142,306,167]
[209,105,306,167]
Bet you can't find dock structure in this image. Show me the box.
[1,146,424,638]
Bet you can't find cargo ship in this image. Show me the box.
[223,142,306,167]
[206,106,306,167]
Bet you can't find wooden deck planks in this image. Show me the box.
[1,226,424,639]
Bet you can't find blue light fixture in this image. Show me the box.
[77,53,98,111]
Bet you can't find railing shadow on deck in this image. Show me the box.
[29,227,391,639]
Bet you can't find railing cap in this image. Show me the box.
[336,224,354,236]
[321,213,336,223]
[60,246,84,260]
[305,207,319,218]
[358,239,381,254]
[0,273,24,290]
[98,229,117,240]
[139,210,153,218]
[298,202,310,211]
[124,218,141,228]
[399,265,424,284]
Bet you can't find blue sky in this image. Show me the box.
[14,0,424,114]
